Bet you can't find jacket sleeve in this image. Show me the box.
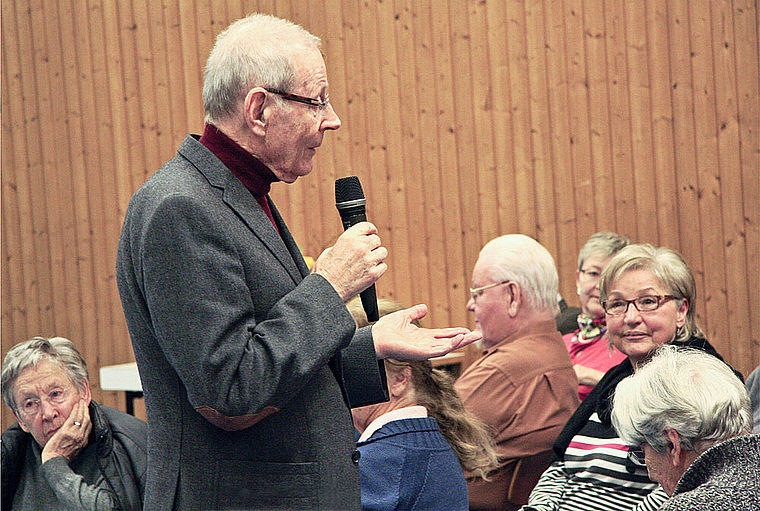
[41,457,120,511]
[120,191,360,427]
[522,460,567,511]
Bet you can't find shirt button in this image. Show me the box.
[352,450,361,464]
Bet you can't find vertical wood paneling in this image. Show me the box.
[3,0,758,431]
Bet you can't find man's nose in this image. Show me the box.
[321,103,341,131]
[466,297,475,311]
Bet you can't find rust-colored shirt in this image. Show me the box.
[455,320,580,463]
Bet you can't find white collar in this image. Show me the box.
[358,405,428,443]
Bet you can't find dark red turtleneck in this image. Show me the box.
[199,123,280,233]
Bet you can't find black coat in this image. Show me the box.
[1,400,148,510]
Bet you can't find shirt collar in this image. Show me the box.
[199,123,279,196]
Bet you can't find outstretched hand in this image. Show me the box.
[41,399,92,464]
[371,304,482,360]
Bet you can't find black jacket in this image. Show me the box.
[552,336,742,459]
[2,401,147,510]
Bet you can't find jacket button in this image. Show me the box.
[352,450,361,464]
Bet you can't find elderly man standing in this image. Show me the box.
[1,337,147,510]
[612,345,759,510]
[454,234,580,511]
[116,13,478,511]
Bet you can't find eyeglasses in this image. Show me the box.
[265,88,330,111]
[627,446,646,467]
[578,268,603,282]
[17,387,70,418]
[469,281,510,302]
[602,295,678,316]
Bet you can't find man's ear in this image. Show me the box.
[665,428,683,467]
[244,87,269,137]
[506,281,521,317]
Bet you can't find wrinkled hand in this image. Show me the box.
[371,304,482,360]
[41,399,91,464]
[312,222,388,302]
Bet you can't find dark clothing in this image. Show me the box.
[1,401,147,511]
[662,434,760,511]
[524,336,740,511]
[553,336,739,459]
[116,135,388,510]
[356,417,468,511]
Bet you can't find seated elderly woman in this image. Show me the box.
[1,337,148,510]
[349,299,499,511]
[563,232,630,400]
[612,345,758,510]
[523,244,738,511]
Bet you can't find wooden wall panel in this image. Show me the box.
[2,0,758,431]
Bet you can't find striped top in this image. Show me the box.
[523,413,668,511]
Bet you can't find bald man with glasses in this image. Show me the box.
[454,235,580,511]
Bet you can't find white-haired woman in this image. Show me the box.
[1,337,147,510]
[612,345,756,510]
[524,244,739,511]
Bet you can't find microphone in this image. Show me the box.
[335,176,379,322]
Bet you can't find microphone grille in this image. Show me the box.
[335,176,365,203]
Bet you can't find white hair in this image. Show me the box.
[203,13,321,124]
[2,337,90,411]
[479,234,559,314]
[611,345,751,454]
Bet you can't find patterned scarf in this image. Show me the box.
[575,312,606,343]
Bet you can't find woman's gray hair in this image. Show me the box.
[480,234,559,315]
[577,232,631,270]
[611,345,751,454]
[203,13,321,124]
[1,337,90,411]
[599,243,703,342]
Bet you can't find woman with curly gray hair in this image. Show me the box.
[612,345,756,509]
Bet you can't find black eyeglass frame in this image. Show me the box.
[627,446,646,467]
[264,88,329,110]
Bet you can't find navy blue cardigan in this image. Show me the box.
[357,417,468,510]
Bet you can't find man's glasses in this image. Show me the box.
[265,88,330,111]
[469,281,510,302]
[17,387,70,418]
[602,295,678,316]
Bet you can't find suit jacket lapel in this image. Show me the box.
[178,136,304,285]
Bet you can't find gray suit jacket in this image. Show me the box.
[116,135,388,510]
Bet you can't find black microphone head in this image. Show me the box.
[335,176,365,204]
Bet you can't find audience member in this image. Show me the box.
[454,234,579,511]
[115,13,478,510]
[1,337,147,510]
[525,244,738,511]
[612,345,758,510]
[564,232,630,400]
[350,299,499,511]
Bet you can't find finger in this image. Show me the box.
[431,327,471,339]
[402,304,428,323]
[345,221,377,236]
